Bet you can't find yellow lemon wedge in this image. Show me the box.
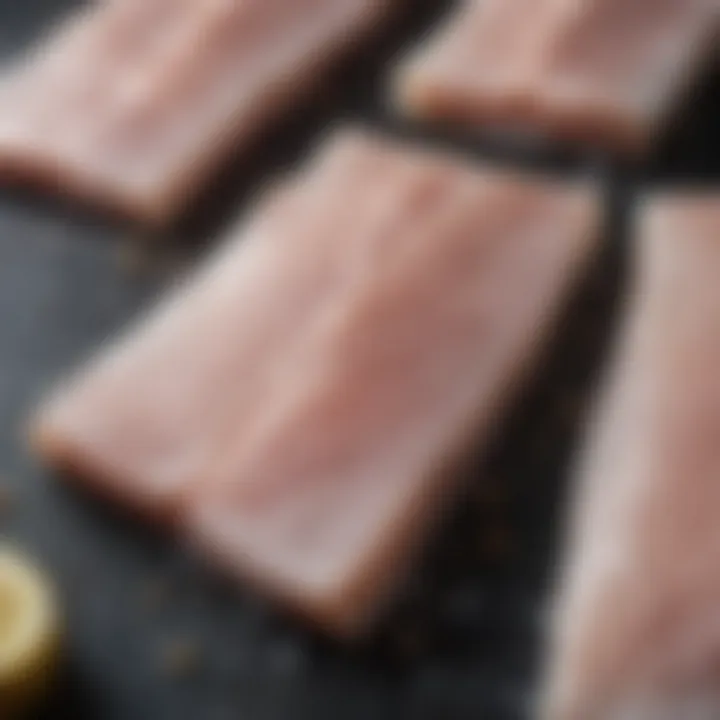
[0,548,60,717]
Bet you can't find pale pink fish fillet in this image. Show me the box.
[184,136,600,634]
[33,129,599,635]
[31,130,403,520]
[0,0,396,224]
[543,196,720,720]
[394,0,720,155]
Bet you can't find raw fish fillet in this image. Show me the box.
[544,196,720,719]
[33,129,600,635]
[394,0,719,155]
[0,0,394,224]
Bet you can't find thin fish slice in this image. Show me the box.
[33,129,600,636]
[0,0,395,224]
[32,131,395,520]
[394,0,719,155]
[544,196,720,719]
[183,135,600,635]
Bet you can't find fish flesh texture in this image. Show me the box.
[33,128,600,635]
[0,0,395,224]
[543,195,720,719]
[394,0,719,155]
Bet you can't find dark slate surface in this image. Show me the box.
[0,2,717,719]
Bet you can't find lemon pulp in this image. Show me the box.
[0,548,60,716]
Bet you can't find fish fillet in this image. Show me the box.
[33,129,600,635]
[544,196,720,719]
[394,0,720,155]
[0,0,395,224]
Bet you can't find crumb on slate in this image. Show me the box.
[0,484,14,517]
[531,423,556,463]
[140,577,170,613]
[116,237,155,276]
[157,250,193,280]
[480,524,515,562]
[393,623,426,660]
[160,638,202,679]
[556,390,582,428]
[473,477,508,506]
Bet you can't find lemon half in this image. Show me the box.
[0,548,60,716]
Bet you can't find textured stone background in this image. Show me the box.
[0,2,717,718]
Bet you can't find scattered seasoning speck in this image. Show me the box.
[530,423,556,464]
[480,524,515,563]
[473,478,508,507]
[160,639,201,680]
[116,237,155,276]
[157,250,193,281]
[393,625,425,660]
[556,390,582,429]
[140,578,170,614]
[0,485,14,517]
